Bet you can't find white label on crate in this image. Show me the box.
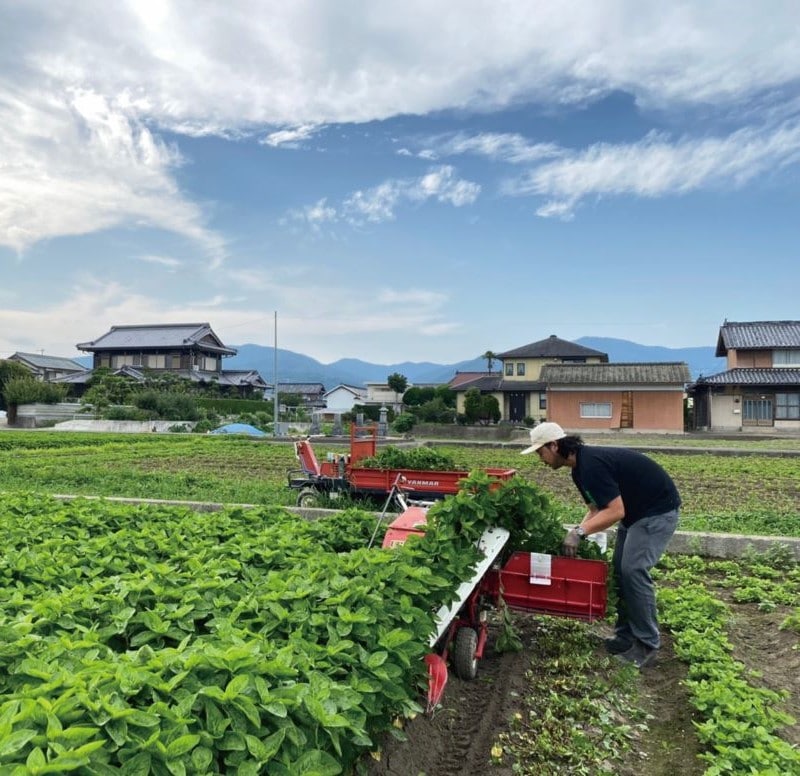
[529,552,553,586]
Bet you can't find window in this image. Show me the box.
[516,363,526,376]
[147,354,166,369]
[505,363,513,376]
[774,349,800,367]
[776,393,800,419]
[580,402,612,418]
[112,355,134,368]
[539,394,547,410]
[202,356,218,371]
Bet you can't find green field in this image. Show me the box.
[0,430,798,536]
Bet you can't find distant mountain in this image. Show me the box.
[573,337,725,380]
[227,344,486,387]
[70,337,725,389]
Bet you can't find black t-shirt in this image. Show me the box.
[571,446,681,527]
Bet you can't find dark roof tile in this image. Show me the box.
[716,321,800,355]
[693,368,800,386]
[540,362,690,385]
[497,335,608,360]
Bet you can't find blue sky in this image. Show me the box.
[1,1,799,365]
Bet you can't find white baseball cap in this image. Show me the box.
[521,422,567,454]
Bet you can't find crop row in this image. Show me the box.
[0,492,486,774]
[0,432,798,536]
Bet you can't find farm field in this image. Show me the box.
[0,430,798,537]
[1,430,799,773]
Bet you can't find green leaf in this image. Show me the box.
[190,746,213,772]
[0,729,37,757]
[120,752,152,776]
[225,674,249,699]
[165,734,200,759]
[365,651,388,669]
[293,749,342,775]
[27,746,47,769]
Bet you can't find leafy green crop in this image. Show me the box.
[658,555,800,774]
[0,475,579,773]
[357,446,458,471]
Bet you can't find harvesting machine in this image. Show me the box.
[380,486,608,712]
[288,424,516,507]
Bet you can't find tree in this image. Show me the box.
[483,351,498,373]
[387,372,408,409]
[463,387,500,425]
[0,360,30,411]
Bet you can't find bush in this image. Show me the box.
[392,412,416,433]
[0,361,31,411]
[1,377,68,406]
[132,391,200,421]
[106,405,150,421]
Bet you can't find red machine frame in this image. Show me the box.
[289,424,516,505]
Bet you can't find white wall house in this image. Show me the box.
[323,384,367,411]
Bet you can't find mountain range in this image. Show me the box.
[223,337,726,388]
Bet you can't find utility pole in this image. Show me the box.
[273,311,279,436]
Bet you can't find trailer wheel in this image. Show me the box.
[452,626,479,680]
[296,488,320,507]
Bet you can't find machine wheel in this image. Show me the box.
[452,626,479,680]
[296,488,320,507]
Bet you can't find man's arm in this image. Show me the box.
[580,496,624,533]
[563,497,625,557]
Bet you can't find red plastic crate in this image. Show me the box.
[484,552,608,621]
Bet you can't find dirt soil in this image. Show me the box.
[364,600,799,776]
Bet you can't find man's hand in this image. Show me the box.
[562,528,581,557]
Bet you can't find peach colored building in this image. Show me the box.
[541,362,690,433]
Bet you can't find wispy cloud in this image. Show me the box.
[425,132,564,164]
[290,165,480,227]
[0,85,226,265]
[138,254,183,269]
[508,123,800,218]
[261,124,320,148]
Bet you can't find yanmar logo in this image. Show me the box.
[408,479,440,487]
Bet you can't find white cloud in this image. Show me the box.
[138,254,183,269]
[378,289,448,306]
[0,85,226,264]
[513,123,800,217]
[431,132,564,164]
[261,124,320,148]
[288,166,480,227]
[3,1,800,254]
[0,275,458,362]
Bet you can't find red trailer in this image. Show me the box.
[288,424,516,506]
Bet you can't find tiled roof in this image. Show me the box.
[448,371,495,388]
[497,335,608,361]
[451,375,546,392]
[10,352,87,371]
[275,382,325,394]
[540,362,691,385]
[52,367,267,387]
[77,323,236,356]
[693,368,800,386]
[716,320,800,356]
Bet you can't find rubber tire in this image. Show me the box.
[452,626,479,680]
[296,488,320,507]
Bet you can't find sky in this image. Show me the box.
[1,1,799,366]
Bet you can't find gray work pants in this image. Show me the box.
[612,510,679,650]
